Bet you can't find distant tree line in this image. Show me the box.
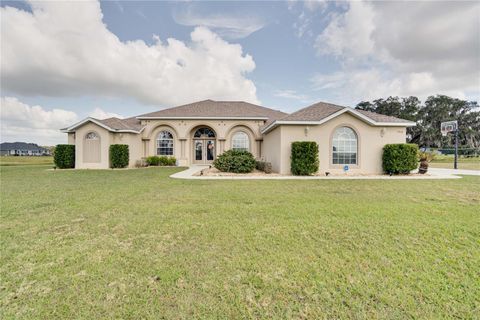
[356,95,480,149]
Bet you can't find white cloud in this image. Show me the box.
[0,97,124,145]
[315,2,375,58]
[274,89,310,103]
[1,0,259,106]
[173,8,266,39]
[89,108,123,120]
[0,97,78,145]
[313,1,480,104]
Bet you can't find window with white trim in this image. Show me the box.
[232,132,249,151]
[332,127,357,165]
[156,130,174,155]
[85,132,99,140]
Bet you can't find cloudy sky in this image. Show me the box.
[1,0,479,145]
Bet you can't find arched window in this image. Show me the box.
[156,130,174,155]
[332,127,357,165]
[193,127,216,138]
[83,131,100,163]
[232,132,249,151]
[85,132,99,140]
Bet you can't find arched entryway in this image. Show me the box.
[192,127,216,164]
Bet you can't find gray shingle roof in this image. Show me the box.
[63,100,413,134]
[137,100,287,120]
[261,101,414,133]
[96,117,143,131]
[276,101,412,123]
[279,102,344,121]
[355,109,413,123]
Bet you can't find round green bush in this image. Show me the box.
[382,143,418,174]
[54,144,75,169]
[109,144,129,168]
[291,141,319,175]
[213,150,256,173]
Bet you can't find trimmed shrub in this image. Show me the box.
[382,143,418,174]
[256,160,272,174]
[109,144,129,168]
[158,156,176,166]
[54,144,75,169]
[146,155,176,166]
[291,141,319,175]
[146,156,160,166]
[213,150,256,173]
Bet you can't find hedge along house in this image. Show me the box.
[61,100,415,173]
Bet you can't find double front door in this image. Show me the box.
[194,139,215,164]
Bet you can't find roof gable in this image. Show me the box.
[261,101,415,133]
[61,117,144,133]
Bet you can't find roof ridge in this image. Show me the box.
[136,100,288,119]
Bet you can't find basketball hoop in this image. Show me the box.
[441,121,458,136]
[440,120,459,170]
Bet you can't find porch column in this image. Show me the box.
[179,138,187,158]
[142,138,150,157]
[256,139,263,159]
[218,138,226,155]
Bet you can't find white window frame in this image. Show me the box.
[232,131,250,151]
[156,130,174,156]
[332,127,358,165]
[85,132,99,140]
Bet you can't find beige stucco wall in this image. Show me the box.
[262,126,282,173]
[74,124,143,169]
[67,133,75,144]
[73,122,112,169]
[68,113,407,172]
[266,113,407,174]
[141,119,265,166]
[69,119,266,169]
[111,132,143,168]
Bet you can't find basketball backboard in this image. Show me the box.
[441,120,458,136]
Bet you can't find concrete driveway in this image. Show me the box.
[428,168,480,176]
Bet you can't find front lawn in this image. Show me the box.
[429,155,480,170]
[1,165,479,319]
[0,156,53,166]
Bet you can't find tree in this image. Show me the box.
[417,95,479,148]
[356,96,421,142]
[357,96,420,122]
[356,95,479,149]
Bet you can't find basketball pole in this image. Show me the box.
[454,129,458,170]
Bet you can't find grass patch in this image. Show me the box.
[1,166,479,318]
[430,156,479,170]
[0,156,53,166]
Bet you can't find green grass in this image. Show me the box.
[0,156,53,166]
[1,166,479,319]
[430,156,480,170]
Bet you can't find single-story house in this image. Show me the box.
[61,100,415,174]
[0,142,51,156]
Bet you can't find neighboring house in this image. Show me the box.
[0,142,51,156]
[61,100,415,174]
